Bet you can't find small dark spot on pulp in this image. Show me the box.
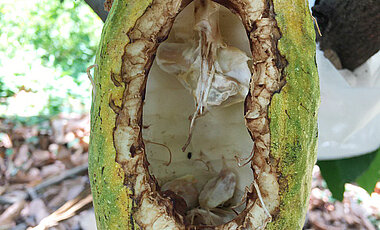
[130,145,137,157]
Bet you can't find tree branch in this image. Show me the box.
[312,0,380,70]
[84,0,108,22]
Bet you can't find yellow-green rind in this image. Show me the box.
[89,0,152,229]
[267,0,319,229]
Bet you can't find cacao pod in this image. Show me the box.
[89,0,319,229]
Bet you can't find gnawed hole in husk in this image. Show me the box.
[143,1,260,227]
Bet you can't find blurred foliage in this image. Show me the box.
[318,147,380,200]
[0,0,100,79]
[28,1,97,80]
[0,77,15,105]
[0,0,102,116]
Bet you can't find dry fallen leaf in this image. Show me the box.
[0,200,25,226]
[40,161,65,179]
[28,199,50,224]
[47,177,87,209]
[29,194,92,230]
[78,209,97,230]
[14,144,29,168]
[0,133,12,148]
[31,149,54,167]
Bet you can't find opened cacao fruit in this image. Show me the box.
[89,0,319,229]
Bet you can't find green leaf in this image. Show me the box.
[317,148,379,201]
[356,148,380,194]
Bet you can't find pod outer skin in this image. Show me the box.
[88,0,319,229]
[267,0,319,229]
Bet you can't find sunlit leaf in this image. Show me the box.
[318,148,380,200]
[356,148,380,194]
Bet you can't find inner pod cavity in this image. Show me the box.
[143,0,254,226]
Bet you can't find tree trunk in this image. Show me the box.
[84,0,108,22]
[312,0,380,70]
[89,0,319,229]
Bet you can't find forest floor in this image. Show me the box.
[0,114,379,230]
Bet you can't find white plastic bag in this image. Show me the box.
[317,49,380,160]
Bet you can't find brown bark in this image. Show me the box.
[84,0,108,22]
[312,0,380,70]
